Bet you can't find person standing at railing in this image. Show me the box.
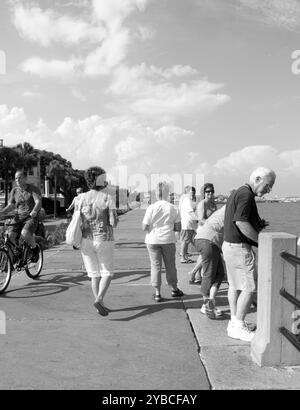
[222,167,276,342]
[0,169,42,262]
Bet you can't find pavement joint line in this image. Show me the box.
[182,300,213,390]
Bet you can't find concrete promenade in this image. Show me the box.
[0,208,300,390]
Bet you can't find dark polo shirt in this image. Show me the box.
[223,184,261,247]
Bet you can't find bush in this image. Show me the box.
[43,222,68,249]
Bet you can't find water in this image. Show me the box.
[257,202,300,237]
[257,202,300,298]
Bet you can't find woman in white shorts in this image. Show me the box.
[80,167,118,316]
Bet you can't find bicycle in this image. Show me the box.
[0,215,44,294]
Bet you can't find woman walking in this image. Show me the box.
[143,182,184,302]
[80,166,118,316]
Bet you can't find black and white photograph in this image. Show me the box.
[0,0,300,393]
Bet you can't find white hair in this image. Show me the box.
[249,167,276,184]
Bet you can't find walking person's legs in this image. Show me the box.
[161,243,183,297]
[81,239,111,316]
[188,254,203,283]
[147,244,163,301]
[180,235,189,262]
[93,241,114,313]
[197,240,219,319]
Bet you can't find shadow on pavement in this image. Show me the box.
[108,299,185,321]
[113,269,150,283]
[1,270,88,299]
[115,242,146,248]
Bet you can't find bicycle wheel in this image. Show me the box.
[24,243,43,279]
[0,249,12,294]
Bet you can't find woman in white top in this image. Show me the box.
[80,167,118,316]
[142,182,184,302]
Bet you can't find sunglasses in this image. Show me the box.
[205,190,214,194]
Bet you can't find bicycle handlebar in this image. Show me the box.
[1,215,32,226]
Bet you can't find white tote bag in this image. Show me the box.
[66,196,83,247]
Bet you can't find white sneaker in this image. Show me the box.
[227,321,255,342]
[200,304,206,315]
[227,320,234,332]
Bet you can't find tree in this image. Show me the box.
[48,160,65,218]
[13,142,38,171]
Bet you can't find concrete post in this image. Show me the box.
[251,232,300,367]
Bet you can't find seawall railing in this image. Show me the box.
[251,233,300,367]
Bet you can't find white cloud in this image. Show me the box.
[213,145,279,175]
[12,3,106,47]
[237,0,300,30]
[92,0,148,31]
[279,150,300,173]
[2,104,300,195]
[21,57,81,79]
[108,63,230,120]
[84,29,131,76]
[22,90,41,98]
[0,104,196,176]
[14,1,152,78]
[135,25,155,41]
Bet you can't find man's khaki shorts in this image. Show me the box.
[222,241,257,292]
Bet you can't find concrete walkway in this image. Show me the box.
[0,208,300,390]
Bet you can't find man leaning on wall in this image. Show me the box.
[222,167,276,342]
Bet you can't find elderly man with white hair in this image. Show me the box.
[222,167,276,342]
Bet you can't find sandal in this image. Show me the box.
[152,294,162,302]
[171,288,184,297]
[93,301,109,316]
[180,259,194,264]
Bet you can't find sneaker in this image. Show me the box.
[200,300,216,320]
[152,294,162,302]
[200,304,206,315]
[214,307,224,317]
[227,319,256,332]
[171,288,184,297]
[227,321,255,342]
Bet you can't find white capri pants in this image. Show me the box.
[80,238,114,278]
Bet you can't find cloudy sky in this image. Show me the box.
[1,0,300,196]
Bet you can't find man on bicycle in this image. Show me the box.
[0,169,42,260]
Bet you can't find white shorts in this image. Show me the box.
[80,238,114,278]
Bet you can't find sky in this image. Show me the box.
[1,0,300,196]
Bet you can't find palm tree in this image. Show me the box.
[13,142,39,171]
